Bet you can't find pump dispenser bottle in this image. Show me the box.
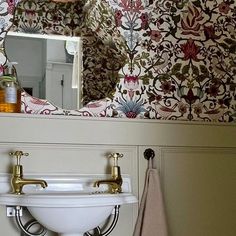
[0,62,21,113]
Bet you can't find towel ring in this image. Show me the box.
[143,148,155,160]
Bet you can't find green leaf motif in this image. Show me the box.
[171,63,182,75]
[176,72,186,81]
[196,74,207,82]
[140,60,146,67]
[148,71,153,78]
[158,74,170,81]
[219,43,229,50]
[170,27,177,37]
[182,64,190,74]
[140,75,150,85]
[170,7,177,13]
[147,92,156,103]
[141,52,149,59]
[192,65,199,76]
[199,65,208,75]
[229,45,236,54]
[172,15,180,23]
[177,87,184,97]
[224,38,236,45]
[192,0,201,8]
[196,87,204,99]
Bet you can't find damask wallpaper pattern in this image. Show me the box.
[1,0,236,121]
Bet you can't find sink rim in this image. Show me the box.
[0,173,138,207]
[0,192,137,207]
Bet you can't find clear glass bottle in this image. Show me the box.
[0,63,21,113]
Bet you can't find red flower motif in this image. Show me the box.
[203,25,219,40]
[160,81,175,94]
[178,102,188,114]
[181,5,203,36]
[126,111,137,118]
[206,84,219,97]
[124,75,139,90]
[119,0,132,12]
[181,39,200,61]
[115,9,123,19]
[140,13,149,30]
[182,89,199,105]
[25,10,36,20]
[155,94,162,102]
[30,97,48,105]
[218,2,230,14]
[194,103,203,115]
[7,0,15,14]
[119,0,144,13]
[140,13,148,22]
[115,10,123,27]
[150,30,162,42]
[0,64,4,75]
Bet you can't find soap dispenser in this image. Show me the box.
[0,62,21,113]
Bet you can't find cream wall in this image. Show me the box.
[0,114,235,236]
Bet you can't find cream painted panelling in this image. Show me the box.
[0,114,235,236]
[139,146,236,236]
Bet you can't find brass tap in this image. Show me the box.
[94,153,123,194]
[9,151,48,195]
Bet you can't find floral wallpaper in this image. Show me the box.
[10,0,86,35]
[0,0,236,122]
[106,0,236,121]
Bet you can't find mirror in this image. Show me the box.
[3,0,126,115]
[5,32,82,110]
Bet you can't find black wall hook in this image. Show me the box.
[143,148,155,160]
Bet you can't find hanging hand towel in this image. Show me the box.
[133,158,168,236]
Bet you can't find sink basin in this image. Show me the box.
[0,174,137,236]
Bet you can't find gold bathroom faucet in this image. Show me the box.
[94,153,123,194]
[9,151,48,195]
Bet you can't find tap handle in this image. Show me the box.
[108,153,123,166]
[9,151,29,165]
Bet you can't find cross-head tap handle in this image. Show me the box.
[9,151,29,165]
[108,153,123,166]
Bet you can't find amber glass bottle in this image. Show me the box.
[0,77,21,113]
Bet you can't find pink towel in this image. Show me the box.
[133,158,168,236]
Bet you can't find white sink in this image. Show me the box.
[0,174,137,236]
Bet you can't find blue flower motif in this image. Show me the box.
[0,18,7,29]
[116,98,146,118]
[19,24,42,34]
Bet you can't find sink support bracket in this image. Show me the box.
[84,205,120,236]
[14,206,47,236]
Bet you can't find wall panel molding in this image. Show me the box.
[158,146,236,236]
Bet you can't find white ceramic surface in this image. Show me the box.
[0,173,137,235]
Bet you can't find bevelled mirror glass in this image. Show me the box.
[5,32,82,110]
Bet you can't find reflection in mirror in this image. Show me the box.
[5,32,82,110]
